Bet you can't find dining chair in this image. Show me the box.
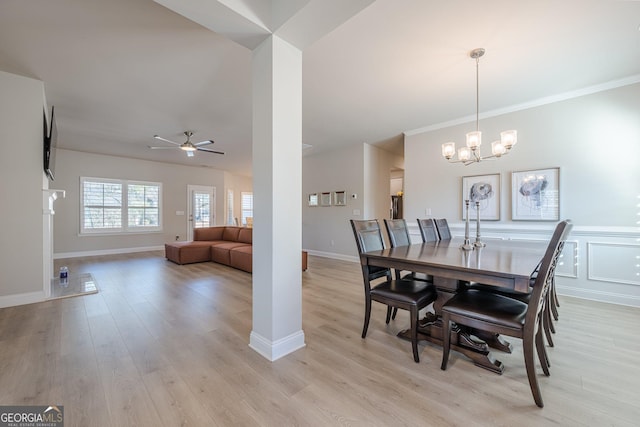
[434,218,452,240]
[468,239,565,353]
[440,219,572,408]
[417,218,440,243]
[383,219,432,283]
[350,219,437,363]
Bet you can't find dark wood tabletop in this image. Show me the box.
[362,237,547,293]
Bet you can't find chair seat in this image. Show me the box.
[442,290,528,330]
[371,279,436,305]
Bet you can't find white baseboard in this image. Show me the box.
[249,330,306,361]
[0,291,44,308]
[557,286,640,308]
[54,245,165,259]
[304,249,358,263]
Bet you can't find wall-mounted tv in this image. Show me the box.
[44,105,57,181]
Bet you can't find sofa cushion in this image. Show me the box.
[229,245,252,273]
[222,227,241,242]
[237,228,252,244]
[194,227,224,241]
[211,242,249,265]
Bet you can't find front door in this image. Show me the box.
[187,185,215,241]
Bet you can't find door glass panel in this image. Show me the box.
[193,192,211,228]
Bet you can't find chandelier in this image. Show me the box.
[442,48,517,165]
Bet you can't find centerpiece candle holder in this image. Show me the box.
[474,201,486,248]
[461,200,474,251]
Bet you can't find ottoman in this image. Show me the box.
[165,241,212,264]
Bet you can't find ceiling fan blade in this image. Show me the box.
[186,151,195,157]
[197,147,225,155]
[148,145,179,150]
[194,139,214,146]
[153,135,180,145]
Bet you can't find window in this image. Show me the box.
[241,192,253,226]
[81,177,162,234]
[226,189,234,225]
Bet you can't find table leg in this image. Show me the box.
[471,329,513,354]
[399,318,505,374]
[398,278,509,373]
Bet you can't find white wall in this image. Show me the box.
[53,149,250,256]
[404,83,640,226]
[302,142,402,258]
[404,82,640,306]
[0,71,46,306]
[302,143,364,258]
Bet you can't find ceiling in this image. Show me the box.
[1,0,639,177]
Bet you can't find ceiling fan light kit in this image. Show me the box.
[442,48,517,166]
[149,131,224,157]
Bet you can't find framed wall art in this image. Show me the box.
[511,167,559,221]
[320,192,332,206]
[461,173,500,220]
[308,193,318,207]
[333,191,346,206]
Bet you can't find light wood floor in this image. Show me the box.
[1,252,639,426]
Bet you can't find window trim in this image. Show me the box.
[80,177,163,235]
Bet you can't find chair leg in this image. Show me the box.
[536,326,550,376]
[440,314,451,370]
[550,287,559,320]
[385,306,392,324]
[523,336,544,408]
[392,308,398,320]
[545,298,556,335]
[362,297,372,338]
[552,278,560,308]
[543,303,555,347]
[410,305,420,363]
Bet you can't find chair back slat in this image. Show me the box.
[434,218,452,240]
[384,219,411,248]
[417,218,439,243]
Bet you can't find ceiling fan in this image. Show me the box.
[148,131,224,157]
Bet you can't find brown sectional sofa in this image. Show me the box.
[165,226,253,272]
[165,226,308,273]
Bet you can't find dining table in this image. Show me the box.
[361,237,548,373]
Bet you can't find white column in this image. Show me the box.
[249,35,305,361]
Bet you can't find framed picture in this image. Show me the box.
[333,190,346,206]
[320,192,332,206]
[462,173,500,220]
[512,167,559,221]
[308,193,318,207]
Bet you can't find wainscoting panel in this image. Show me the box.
[587,242,640,286]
